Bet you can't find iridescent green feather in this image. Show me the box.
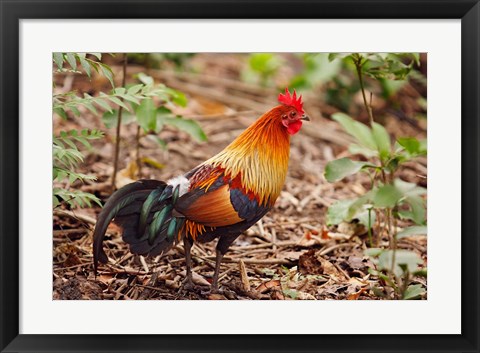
[148,205,172,245]
[138,188,165,236]
[167,217,178,240]
[172,184,180,204]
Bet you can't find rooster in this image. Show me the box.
[93,88,309,292]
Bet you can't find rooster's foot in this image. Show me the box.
[201,286,223,296]
[181,278,196,291]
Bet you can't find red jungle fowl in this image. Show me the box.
[93,88,309,292]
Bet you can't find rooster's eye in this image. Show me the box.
[290,111,297,117]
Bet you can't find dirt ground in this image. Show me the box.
[53,54,427,300]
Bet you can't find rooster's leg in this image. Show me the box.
[211,234,238,293]
[183,236,194,290]
[211,249,224,293]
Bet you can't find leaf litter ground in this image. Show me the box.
[53,54,427,300]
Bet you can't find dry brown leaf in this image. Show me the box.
[97,274,115,285]
[208,293,227,300]
[297,291,317,300]
[347,277,369,287]
[321,227,330,239]
[271,290,286,300]
[256,279,281,293]
[315,254,348,282]
[347,287,367,300]
[179,270,210,287]
[238,259,250,292]
[299,249,323,275]
[195,97,229,115]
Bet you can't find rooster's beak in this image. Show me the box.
[301,114,310,121]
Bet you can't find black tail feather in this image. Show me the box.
[93,179,166,272]
[93,179,185,273]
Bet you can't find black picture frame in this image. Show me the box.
[1,1,479,352]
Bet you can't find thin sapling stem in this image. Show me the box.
[111,53,128,191]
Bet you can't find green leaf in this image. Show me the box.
[81,99,98,115]
[93,97,113,113]
[127,84,144,95]
[102,110,136,129]
[364,248,383,257]
[249,53,280,75]
[356,207,376,228]
[403,284,425,300]
[61,136,77,149]
[53,168,68,182]
[326,199,355,225]
[371,122,391,159]
[332,113,376,150]
[396,226,427,239]
[348,144,378,158]
[118,93,140,105]
[400,195,426,225]
[372,185,403,208]
[53,188,102,209]
[105,95,131,111]
[413,268,428,277]
[135,98,157,132]
[419,139,427,152]
[53,53,64,70]
[297,54,343,87]
[346,192,372,219]
[65,53,77,71]
[78,55,92,77]
[53,107,68,120]
[155,106,174,132]
[324,158,369,183]
[394,178,427,197]
[165,87,188,107]
[164,117,207,142]
[69,105,81,116]
[377,250,423,277]
[53,195,60,208]
[98,63,115,88]
[397,137,426,155]
[327,53,351,62]
[137,72,154,85]
[89,53,102,60]
[379,78,406,98]
[73,136,91,149]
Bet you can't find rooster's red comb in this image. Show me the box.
[278,88,304,115]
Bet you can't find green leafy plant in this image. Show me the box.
[101,72,206,145]
[53,129,104,208]
[290,53,343,90]
[324,113,427,236]
[324,52,427,299]
[365,246,427,299]
[52,53,115,209]
[310,52,422,112]
[328,53,419,81]
[53,52,115,87]
[242,53,282,87]
[53,53,207,190]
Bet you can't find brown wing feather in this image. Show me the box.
[177,184,243,227]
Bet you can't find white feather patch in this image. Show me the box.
[167,175,190,196]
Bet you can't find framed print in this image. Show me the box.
[1,0,479,352]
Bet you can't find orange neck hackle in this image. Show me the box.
[206,106,293,206]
